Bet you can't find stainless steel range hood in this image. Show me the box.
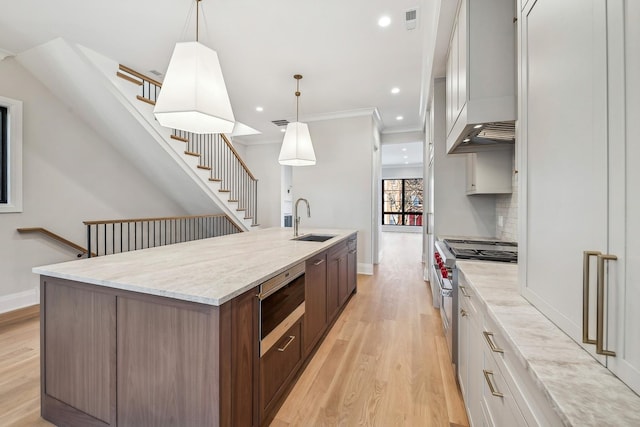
[451,121,515,154]
[444,0,516,155]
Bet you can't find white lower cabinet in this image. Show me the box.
[458,277,564,427]
[481,345,526,427]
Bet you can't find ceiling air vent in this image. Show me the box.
[272,119,290,127]
[148,69,163,77]
[405,8,418,30]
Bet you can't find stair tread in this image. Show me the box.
[208,178,222,182]
[197,165,212,170]
[136,95,156,106]
[184,151,200,157]
[117,72,143,86]
[219,189,231,193]
[171,135,188,143]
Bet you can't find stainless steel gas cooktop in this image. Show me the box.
[443,238,518,263]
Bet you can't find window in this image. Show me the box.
[0,96,23,213]
[382,178,423,226]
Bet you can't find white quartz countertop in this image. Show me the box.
[457,260,640,426]
[33,227,356,306]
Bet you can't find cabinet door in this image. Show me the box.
[456,0,467,122]
[608,0,640,394]
[457,297,470,399]
[347,247,357,296]
[326,252,340,321]
[337,250,349,306]
[304,253,327,354]
[521,0,608,356]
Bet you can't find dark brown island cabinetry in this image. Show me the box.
[304,251,327,355]
[39,232,357,427]
[41,277,258,427]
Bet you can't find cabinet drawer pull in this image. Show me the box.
[483,331,504,353]
[460,308,468,317]
[582,250,600,345]
[596,254,617,356]
[459,286,471,298]
[483,370,504,397]
[313,259,325,266]
[348,249,356,254]
[277,335,296,352]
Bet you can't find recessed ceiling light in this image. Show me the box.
[256,106,264,112]
[396,115,404,121]
[281,128,286,133]
[474,124,483,129]
[391,87,400,94]
[403,155,408,159]
[404,161,409,164]
[401,147,407,151]
[463,138,471,142]
[378,16,391,27]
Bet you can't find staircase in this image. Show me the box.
[16,38,258,230]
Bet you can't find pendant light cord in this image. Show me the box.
[196,0,201,42]
[294,74,302,122]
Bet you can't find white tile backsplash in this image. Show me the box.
[496,173,518,242]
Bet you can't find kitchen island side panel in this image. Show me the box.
[41,275,258,427]
[41,277,116,427]
[116,297,221,426]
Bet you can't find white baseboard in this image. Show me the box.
[0,288,40,314]
[381,225,423,234]
[357,263,374,275]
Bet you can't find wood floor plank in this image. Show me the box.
[272,232,469,427]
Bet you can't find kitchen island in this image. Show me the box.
[33,227,358,427]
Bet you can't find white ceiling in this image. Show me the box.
[381,141,424,167]
[0,0,436,144]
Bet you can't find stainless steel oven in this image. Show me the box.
[433,241,457,365]
[258,262,305,356]
[433,237,518,370]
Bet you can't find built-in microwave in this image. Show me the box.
[258,262,305,356]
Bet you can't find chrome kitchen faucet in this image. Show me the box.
[294,198,310,237]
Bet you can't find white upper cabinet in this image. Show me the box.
[445,0,517,154]
[466,148,513,195]
[520,0,640,394]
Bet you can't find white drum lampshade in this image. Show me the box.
[154,41,235,134]
[278,122,316,166]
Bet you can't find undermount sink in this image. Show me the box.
[292,234,336,242]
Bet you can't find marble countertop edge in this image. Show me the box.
[33,227,358,306]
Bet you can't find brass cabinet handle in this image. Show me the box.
[583,251,601,345]
[459,286,471,298]
[460,308,468,317]
[483,370,504,397]
[483,331,504,353]
[313,259,325,266]
[596,254,617,357]
[277,335,296,352]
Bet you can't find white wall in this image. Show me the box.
[431,78,496,238]
[382,165,423,179]
[292,115,375,274]
[0,58,187,311]
[241,142,283,228]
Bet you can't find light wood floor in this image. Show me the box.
[0,232,468,427]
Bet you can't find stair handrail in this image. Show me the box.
[220,134,257,181]
[118,64,259,227]
[17,227,95,258]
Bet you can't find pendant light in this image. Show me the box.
[153,0,235,134]
[278,74,316,166]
